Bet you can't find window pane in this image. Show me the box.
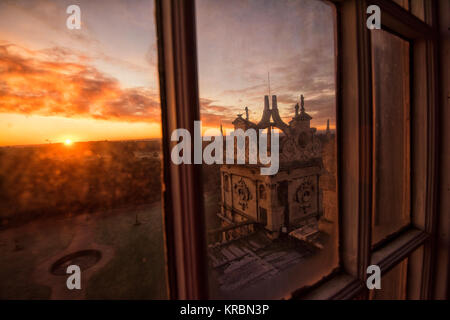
[371,30,411,246]
[410,0,426,22]
[392,0,409,10]
[370,259,408,300]
[0,0,166,299]
[196,0,338,299]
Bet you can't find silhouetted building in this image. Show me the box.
[219,94,330,242]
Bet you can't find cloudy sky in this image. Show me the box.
[0,0,336,146]
[197,0,336,132]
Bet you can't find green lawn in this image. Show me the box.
[0,202,167,299]
[86,203,167,299]
[0,218,74,299]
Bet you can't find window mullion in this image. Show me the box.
[156,0,209,300]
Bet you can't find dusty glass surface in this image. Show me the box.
[196,0,338,299]
[0,0,166,299]
[371,29,411,246]
[392,0,409,10]
[410,0,426,22]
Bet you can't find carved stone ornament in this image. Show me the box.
[280,133,321,163]
[233,178,253,211]
[295,176,315,212]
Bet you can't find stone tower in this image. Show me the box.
[219,94,324,240]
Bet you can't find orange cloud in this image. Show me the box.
[200,97,239,128]
[0,44,160,123]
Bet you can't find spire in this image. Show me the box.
[299,94,311,120]
[272,95,278,109]
[300,94,305,112]
[245,106,249,120]
[264,95,270,110]
[257,95,271,128]
[257,95,288,132]
[290,93,312,123]
[270,95,289,132]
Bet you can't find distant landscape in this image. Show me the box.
[0,138,222,299]
[0,140,163,229]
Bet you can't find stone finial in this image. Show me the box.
[272,95,278,110]
[264,95,270,110]
[291,94,312,122]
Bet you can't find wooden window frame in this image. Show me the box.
[155,0,208,299]
[155,0,445,300]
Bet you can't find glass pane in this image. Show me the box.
[410,0,426,22]
[0,0,166,299]
[196,0,338,299]
[370,259,408,300]
[371,30,411,246]
[392,0,409,10]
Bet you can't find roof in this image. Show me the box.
[232,114,257,128]
[297,109,312,121]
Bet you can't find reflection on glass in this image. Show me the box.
[371,29,411,246]
[0,0,166,299]
[196,0,338,299]
[393,0,409,10]
[370,259,408,300]
[410,0,426,22]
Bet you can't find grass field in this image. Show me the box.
[0,202,167,299]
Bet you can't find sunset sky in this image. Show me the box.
[0,0,336,146]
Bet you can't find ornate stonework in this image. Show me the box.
[279,134,321,162]
[295,176,316,213]
[220,93,328,238]
[233,178,253,211]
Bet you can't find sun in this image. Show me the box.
[64,139,72,146]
